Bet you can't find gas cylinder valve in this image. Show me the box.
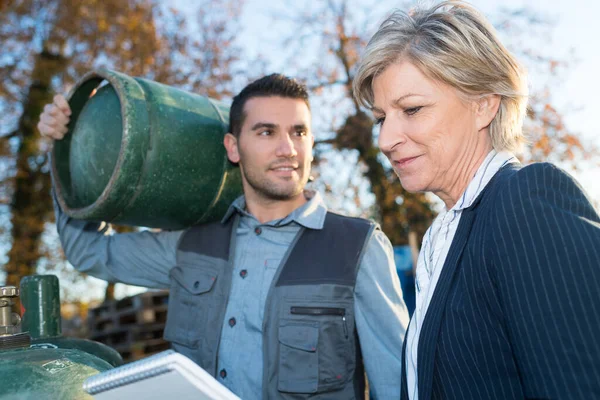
[0,286,30,350]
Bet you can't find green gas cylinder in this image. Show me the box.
[51,69,242,230]
[20,275,122,368]
[0,347,113,399]
[0,275,122,399]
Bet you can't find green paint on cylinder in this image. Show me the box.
[19,275,124,367]
[30,337,123,368]
[0,276,122,399]
[0,347,112,399]
[69,84,123,209]
[51,69,243,230]
[20,275,61,340]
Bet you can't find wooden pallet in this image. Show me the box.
[115,338,172,362]
[88,304,168,332]
[87,290,170,362]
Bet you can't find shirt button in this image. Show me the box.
[219,369,227,379]
[254,227,262,235]
[193,281,200,289]
[228,317,236,327]
[240,269,248,278]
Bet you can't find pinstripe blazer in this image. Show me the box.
[400,162,600,400]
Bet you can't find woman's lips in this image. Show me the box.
[394,155,421,168]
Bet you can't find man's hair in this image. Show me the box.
[229,74,310,137]
[353,1,528,152]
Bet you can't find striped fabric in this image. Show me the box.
[406,150,517,400]
[401,162,600,400]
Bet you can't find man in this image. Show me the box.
[38,74,409,399]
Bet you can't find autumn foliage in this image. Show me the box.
[0,0,243,288]
[0,0,596,293]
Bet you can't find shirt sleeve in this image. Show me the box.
[354,228,410,399]
[53,191,182,289]
[490,163,600,398]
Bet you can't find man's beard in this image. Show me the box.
[241,164,308,201]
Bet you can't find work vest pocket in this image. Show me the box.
[278,321,320,393]
[278,301,355,394]
[164,265,218,349]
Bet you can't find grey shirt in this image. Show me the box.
[54,191,409,399]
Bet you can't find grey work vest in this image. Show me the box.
[164,211,375,399]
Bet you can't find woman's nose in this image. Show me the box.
[378,118,405,153]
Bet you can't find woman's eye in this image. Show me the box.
[405,106,422,116]
[374,116,385,126]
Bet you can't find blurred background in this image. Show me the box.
[0,0,598,350]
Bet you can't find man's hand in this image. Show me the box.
[37,94,72,140]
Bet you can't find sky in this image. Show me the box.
[473,0,599,201]
[473,0,599,134]
[40,0,600,301]
[236,0,599,200]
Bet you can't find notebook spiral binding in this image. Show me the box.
[83,350,177,395]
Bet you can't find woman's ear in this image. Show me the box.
[475,94,501,131]
[224,133,240,163]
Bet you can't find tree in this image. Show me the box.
[276,0,597,250]
[274,0,435,248]
[0,0,245,292]
[1,0,178,288]
[491,7,597,167]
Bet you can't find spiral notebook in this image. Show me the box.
[83,350,240,400]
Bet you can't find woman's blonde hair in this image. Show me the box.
[353,1,528,152]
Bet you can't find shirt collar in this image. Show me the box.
[451,150,518,212]
[221,189,327,230]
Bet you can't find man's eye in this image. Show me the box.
[258,130,272,136]
[405,106,422,116]
[295,130,307,137]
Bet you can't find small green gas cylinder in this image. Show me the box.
[0,275,122,399]
[51,69,242,230]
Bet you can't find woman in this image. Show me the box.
[353,1,600,399]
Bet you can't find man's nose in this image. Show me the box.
[276,134,298,158]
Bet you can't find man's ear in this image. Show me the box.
[475,94,501,131]
[224,133,240,163]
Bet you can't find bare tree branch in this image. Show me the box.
[0,130,19,140]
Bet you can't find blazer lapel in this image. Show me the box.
[416,208,477,400]
[400,317,413,400]
[404,163,517,400]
